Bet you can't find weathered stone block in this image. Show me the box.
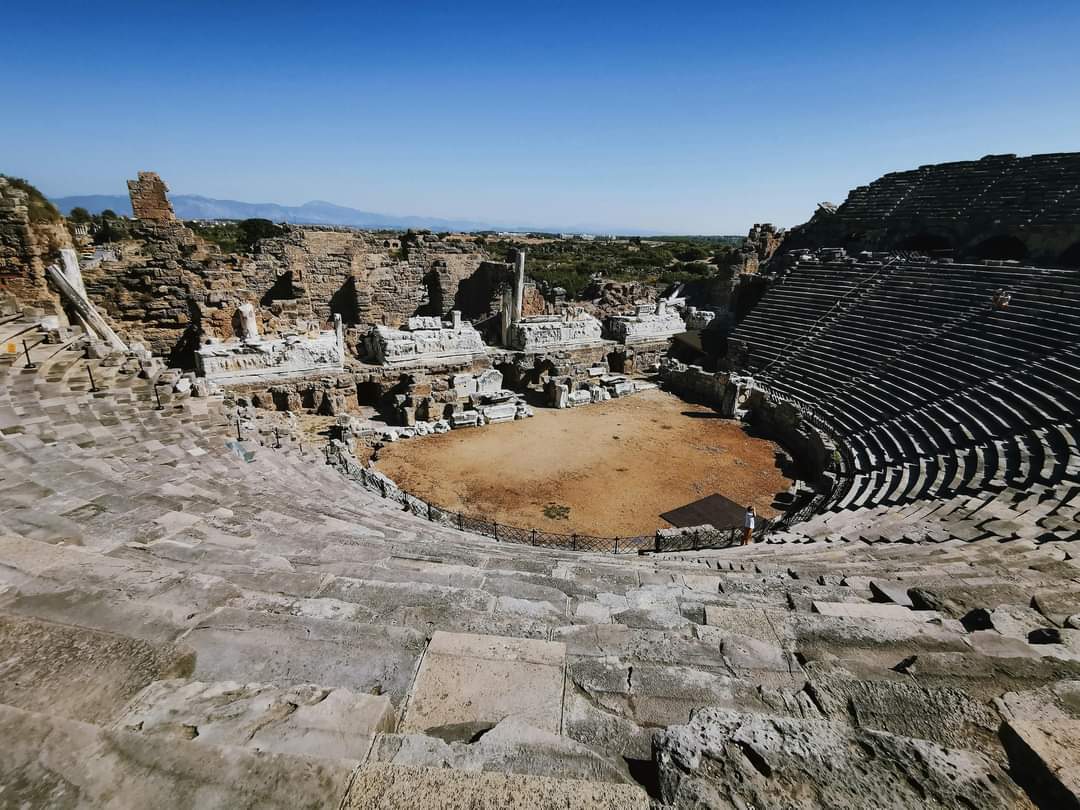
[402,631,566,739]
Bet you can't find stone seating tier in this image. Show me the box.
[2,314,1080,806]
[835,152,1080,228]
[733,258,1079,553]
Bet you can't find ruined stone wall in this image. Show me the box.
[250,228,397,326]
[127,172,176,222]
[733,223,785,273]
[659,360,732,403]
[250,229,489,328]
[81,222,493,367]
[423,251,492,318]
[78,173,497,367]
[581,279,659,318]
[0,177,70,312]
[745,390,832,484]
[80,223,228,364]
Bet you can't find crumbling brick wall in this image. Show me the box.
[127,172,176,222]
[250,227,432,327]
[81,222,226,364]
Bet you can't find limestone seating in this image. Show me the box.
[837,152,1080,228]
[652,531,1080,805]
[741,258,1079,523]
[3,324,1080,805]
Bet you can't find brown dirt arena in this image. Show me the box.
[374,388,792,537]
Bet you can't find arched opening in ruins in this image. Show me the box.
[355,380,384,407]
[260,271,295,306]
[530,358,558,387]
[494,362,523,389]
[230,309,250,340]
[972,234,1028,261]
[330,277,361,324]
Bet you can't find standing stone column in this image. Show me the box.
[500,287,515,348]
[333,313,345,362]
[237,303,259,342]
[513,249,526,325]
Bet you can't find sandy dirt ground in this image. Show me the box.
[374,388,792,537]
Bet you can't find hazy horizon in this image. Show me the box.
[4,1,1079,234]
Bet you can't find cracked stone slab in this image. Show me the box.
[401,631,566,740]
[371,716,633,784]
[1034,590,1080,627]
[181,607,426,703]
[567,657,738,729]
[811,600,939,621]
[803,661,1002,759]
[704,605,789,646]
[114,679,395,760]
[553,623,726,669]
[995,680,1080,723]
[869,579,914,607]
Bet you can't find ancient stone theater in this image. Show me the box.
[0,154,1078,808]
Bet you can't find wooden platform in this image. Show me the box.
[660,492,745,529]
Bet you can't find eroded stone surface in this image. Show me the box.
[0,703,355,809]
[803,661,1002,759]
[0,613,191,724]
[343,763,649,810]
[655,708,1033,809]
[182,608,426,703]
[115,679,395,760]
[371,716,632,784]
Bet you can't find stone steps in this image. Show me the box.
[3,319,1080,805]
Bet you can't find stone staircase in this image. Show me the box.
[0,319,1078,807]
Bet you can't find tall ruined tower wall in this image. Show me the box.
[126,172,176,222]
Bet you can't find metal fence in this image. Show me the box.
[326,442,767,555]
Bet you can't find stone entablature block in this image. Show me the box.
[363,311,485,365]
[506,311,604,352]
[605,301,686,344]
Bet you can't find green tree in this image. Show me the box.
[237,218,285,250]
[68,206,92,223]
[673,246,708,262]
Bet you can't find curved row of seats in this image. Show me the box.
[837,153,1080,227]
[732,255,1080,543]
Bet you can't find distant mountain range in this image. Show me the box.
[49,193,520,232]
[50,193,656,235]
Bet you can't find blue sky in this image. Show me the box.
[3,1,1078,233]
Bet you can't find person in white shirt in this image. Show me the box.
[742,506,756,546]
